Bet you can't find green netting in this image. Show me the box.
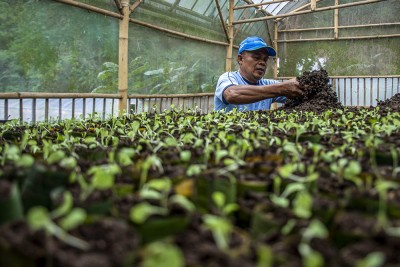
[277,0,400,77]
[0,0,398,94]
[0,0,118,93]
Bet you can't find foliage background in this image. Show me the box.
[0,0,227,94]
[0,0,398,94]
[277,0,400,77]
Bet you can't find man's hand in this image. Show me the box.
[280,78,305,99]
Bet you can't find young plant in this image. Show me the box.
[130,178,195,224]
[27,191,88,250]
[203,191,238,251]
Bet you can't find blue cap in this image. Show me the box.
[238,36,276,56]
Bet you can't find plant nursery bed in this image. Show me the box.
[1,105,400,267]
[1,71,400,266]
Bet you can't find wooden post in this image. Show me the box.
[273,20,278,79]
[215,0,229,42]
[311,0,317,11]
[118,0,130,115]
[225,0,234,72]
[334,0,339,39]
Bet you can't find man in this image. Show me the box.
[214,36,304,112]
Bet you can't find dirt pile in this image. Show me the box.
[377,93,400,112]
[281,69,343,112]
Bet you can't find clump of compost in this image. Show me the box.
[377,93,400,112]
[281,69,343,112]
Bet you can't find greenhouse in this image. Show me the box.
[0,0,400,266]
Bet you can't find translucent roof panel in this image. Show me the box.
[242,0,294,15]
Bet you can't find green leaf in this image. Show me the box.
[293,191,312,219]
[141,241,184,267]
[271,194,289,208]
[47,150,66,164]
[179,150,191,162]
[89,164,121,190]
[257,245,273,267]
[92,170,114,189]
[356,252,385,267]
[59,208,87,231]
[130,203,167,224]
[169,195,195,213]
[343,160,361,178]
[222,203,239,215]
[16,154,34,168]
[186,164,205,176]
[27,206,51,231]
[117,148,136,166]
[278,164,296,178]
[147,178,172,192]
[212,191,225,209]
[300,244,324,267]
[165,137,178,147]
[59,157,77,169]
[51,191,73,219]
[281,183,305,198]
[303,219,328,242]
[203,214,232,251]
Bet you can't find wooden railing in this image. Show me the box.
[0,93,121,123]
[128,93,214,114]
[0,76,399,122]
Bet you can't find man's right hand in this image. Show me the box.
[280,78,305,99]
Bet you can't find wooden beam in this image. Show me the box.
[278,22,400,32]
[215,0,229,42]
[55,0,231,48]
[129,18,232,47]
[0,92,121,99]
[128,93,214,98]
[225,0,235,72]
[114,0,122,14]
[277,33,400,43]
[118,0,130,114]
[130,0,142,13]
[54,0,123,19]
[235,0,385,24]
[169,0,181,12]
[276,0,321,21]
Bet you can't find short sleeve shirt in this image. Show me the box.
[214,71,286,112]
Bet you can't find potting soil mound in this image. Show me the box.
[377,93,400,112]
[280,69,343,112]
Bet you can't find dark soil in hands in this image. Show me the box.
[281,69,343,112]
[377,93,400,112]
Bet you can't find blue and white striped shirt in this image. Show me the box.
[214,71,286,112]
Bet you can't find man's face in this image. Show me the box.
[238,49,269,83]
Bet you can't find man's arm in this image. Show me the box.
[223,78,303,105]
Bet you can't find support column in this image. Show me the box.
[273,20,278,79]
[311,0,317,11]
[271,20,279,110]
[334,0,339,39]
[118,0,130,114]
[225,0,234,72]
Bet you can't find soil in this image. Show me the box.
[173,214,257,267]
[1,93,400,266]
[0,218,139,267]
[377,93,400,112]
[281,69,343,112]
